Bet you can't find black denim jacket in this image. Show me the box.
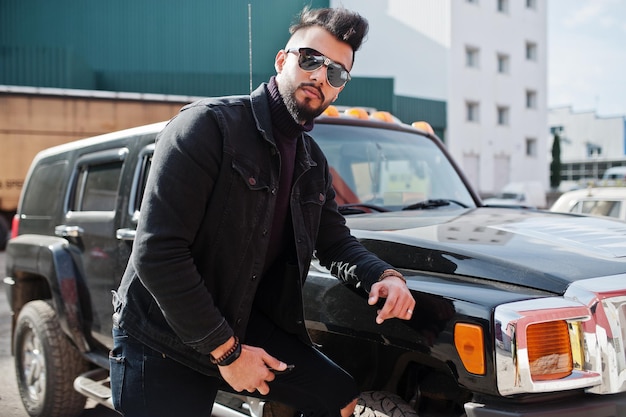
[113,83,393,376]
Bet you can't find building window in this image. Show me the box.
[587,143,602,157]
[497,0,509,13]
[526,90,537,109]
[497,106,509,125]
[526,0,536,10]
[526,138,537,157]
[497,53,509,74]
[466,101,480,122]
[526,41,537,61]
[466,46,480,68]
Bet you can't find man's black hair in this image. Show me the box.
[289,7,369,53]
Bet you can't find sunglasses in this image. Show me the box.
[285,47,351,88]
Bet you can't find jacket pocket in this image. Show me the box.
[232,158,271,192]
[109,326,128,412]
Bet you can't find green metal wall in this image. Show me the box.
[1,0,327,95]
[394,95,447,139]
[1,0,445,127]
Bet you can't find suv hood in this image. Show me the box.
[347,206,626,294]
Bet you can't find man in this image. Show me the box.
[110,7,415,417]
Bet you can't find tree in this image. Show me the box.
[550,131,562,190]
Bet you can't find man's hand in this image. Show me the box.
[217,344,287,395]
[368,274,415,324]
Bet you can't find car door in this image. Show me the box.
[57,145,129,345]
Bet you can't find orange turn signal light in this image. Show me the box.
[527,321,573,381]
[454,323,485,375]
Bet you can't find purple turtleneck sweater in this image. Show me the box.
[263,77,314,273]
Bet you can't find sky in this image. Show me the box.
[548,0,626,117]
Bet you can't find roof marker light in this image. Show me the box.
[412,121,435,135]
[323,105,340,117]
[345,107,369,120]
[371,111,394,123]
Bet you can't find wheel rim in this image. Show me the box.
[19,322,47,405]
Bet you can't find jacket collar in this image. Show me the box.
[250,81,317,170]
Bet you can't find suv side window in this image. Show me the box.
[71,161,123,211]
[21,160,69,215]
[69,149,128,212]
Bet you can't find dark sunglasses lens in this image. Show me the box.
[326,64,348,88]
[297,48,348,88]
[299,53,324,71]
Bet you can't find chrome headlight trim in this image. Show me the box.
[495,274,626,396]
[495,297,600,395]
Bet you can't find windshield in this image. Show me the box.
[311,123,476,211]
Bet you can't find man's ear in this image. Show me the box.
[275,50,287,73]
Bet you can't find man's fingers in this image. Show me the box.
[265,358,287,373]
[257,382,270,395]
[368,294,379,306]
[376,293,415,324]
[375,296,396,324]
[368,285,380,305]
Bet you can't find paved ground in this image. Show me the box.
[0,251,119,417]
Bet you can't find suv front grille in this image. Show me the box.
[567,275,626,394]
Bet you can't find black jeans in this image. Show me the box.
[109,312,359,417]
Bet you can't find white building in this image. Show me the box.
[334,0,548,196]
[549,106,626,162]
[548,106,626,185]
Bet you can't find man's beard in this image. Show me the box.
[280,81,327,123]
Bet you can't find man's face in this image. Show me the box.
[275,26,354,123]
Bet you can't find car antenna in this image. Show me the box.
[248,3,253,93]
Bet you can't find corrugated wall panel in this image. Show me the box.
[97,71,276,97]
[0,45,95,89]
[336,78,395,112]
[394,95,446,139]
[0,0,328,95]
[0,0,408,124]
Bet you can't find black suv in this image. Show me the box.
[5,109,626,417]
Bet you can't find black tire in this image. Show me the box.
[14,300,89,417]
[354,391,419,417]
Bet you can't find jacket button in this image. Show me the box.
[251,275,257,281]
[248,177,256,186]
[236,318,242,325]
[262,229,268,236]
[271,188,277,195]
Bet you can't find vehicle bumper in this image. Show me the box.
[465,392,626,417]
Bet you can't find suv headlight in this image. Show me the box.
[495,274,626,396]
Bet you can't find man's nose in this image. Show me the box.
[308,65,328,85]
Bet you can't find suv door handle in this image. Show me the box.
[55,225,84,238]
[116,228,136,241]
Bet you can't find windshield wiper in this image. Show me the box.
[338,203,390,214]
[402,199,468,210]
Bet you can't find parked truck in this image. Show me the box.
[5,105,626,417]
[0,85,195,249]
